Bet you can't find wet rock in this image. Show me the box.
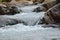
[42,24,60,28]
[2,0,12,2]
[56,0,60,3]
[33,7,41,12]
[0,16,23,27]
[33,0,44,4]
[0,5,20,15]
[0,4,7,7]
[33,1,57,12]
[38,0,44,3]
[21,1,33,6]
[33,6,46,12]
[8,6,20,15]
[43,3,60,24]
[33,2,38,5]
[42,1,57,10]
[0,4,9,15]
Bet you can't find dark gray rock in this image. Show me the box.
[42,24,60,28]
[33,6,46,12]
[33,7,41,12]
[0,5,20,15]
[7,6,20,15]
[2,0,12,2]
[51,38,57,40]
[0,17,22,27]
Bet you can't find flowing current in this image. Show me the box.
[0,5,60,40]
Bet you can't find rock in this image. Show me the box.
[38,0,44,3]
[0,16,23,27]
[42,24,60,28]
[33,0,44,4]
[8,6,20,15]
[0,5,10,15]
[56,0,60,3]
[0,5,20,15]
[33,1,57,12]
[2,0,12,2]
[33,7,41,12]
[51,38,57,40]
[33,6,47,12]
[21,1,33,6]
[2,0,18,6]
[0,4,7,7]
[33,0,44,5]
[9,0,19,5]
[44,0,56,3]
[42,1,57,10]
[43,3,60,24]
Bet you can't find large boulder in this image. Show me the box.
[33,1,57,12]
[43,3,60,24]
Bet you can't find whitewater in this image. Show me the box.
[0,5,60,40]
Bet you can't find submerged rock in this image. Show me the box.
[0,16,24,27]
[43,3,60,24]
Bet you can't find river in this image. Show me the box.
[0,5,60,40]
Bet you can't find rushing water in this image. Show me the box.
[20,5,39,13]
[0,5,60,40]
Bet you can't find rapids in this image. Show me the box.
[0,5,60,40]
